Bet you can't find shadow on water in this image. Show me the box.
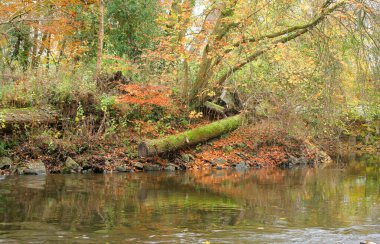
[0,154,379,243]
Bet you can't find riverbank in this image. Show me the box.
[2,115,378,176]
[1,81,379,176]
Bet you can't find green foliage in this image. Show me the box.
[105,0,160,58]
[100,95,116,113]
[75,102,85,123]
[0,138,19,157]
[0,140,7,156]
[51,69,97,104]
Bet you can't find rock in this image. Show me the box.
[64,157,80,171]
[234,162,249,170]
[81,169,93,174]
[181,153,191,163]
[116,166,129,172]
[15,166,27,175]
[23,160,46,175]
[180,153,195,163]
[299,157,308,165]
[144,164,161,171]
[164,164,177,172]
[104,160,111,166]
[280,156,309,169]
[13,156,21,164]
[211,158,226,166]
[133,162,144,170]
[0,157,12,169]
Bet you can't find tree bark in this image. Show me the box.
[46,33,51,70]
[138,114,242,157]
[96,0,105,76]
[182,59,190,102]
[0,107,59,130]
[35,32,47,68]
[31,24,39,69]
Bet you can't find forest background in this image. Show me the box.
[0,0,379,167]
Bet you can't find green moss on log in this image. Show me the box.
[138,114,243,157]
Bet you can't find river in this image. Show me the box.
[0,154,379,243]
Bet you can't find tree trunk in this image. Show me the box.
[182,59,189,102]
[46,33,51,70]
[138,114,243,157]
[188,1,345,104]
[0,107,59,131]
[31,25,39,69]
[56,39,66,72]
[96,0,105,76]
[35,33,47,68]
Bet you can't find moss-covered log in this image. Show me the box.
[138,114,243,157]
[0,107,59,129]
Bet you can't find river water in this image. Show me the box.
[0,154,379,243]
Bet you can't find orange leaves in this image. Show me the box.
[116,84,172,108]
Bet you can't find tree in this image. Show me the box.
[105,0,160,59]
[96,0,105,75]
[153,0,378,106]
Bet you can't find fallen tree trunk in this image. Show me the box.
[138,114,243,157]
[0,107,59,130]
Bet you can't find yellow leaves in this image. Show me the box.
[189,110,203,119]
[207,90,216,97]
[0,113,5,129]
[0,36,7,48]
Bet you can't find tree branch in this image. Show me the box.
[216,1,347,86]
[222,1,347,58]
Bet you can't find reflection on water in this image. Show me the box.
[0,155,379,243]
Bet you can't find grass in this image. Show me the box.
[1,67,97,108]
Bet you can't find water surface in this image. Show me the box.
[0,155,379,243]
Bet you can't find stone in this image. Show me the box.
[81,169,93,174]
[299,157,308,165]
[164,164,177,172]
[23,160,46,175]
[235,162,249,170]
[211,158,226,166]
[180,153,191,163]
[15,166,27,175]
[0,157,12,169]
[104,160,111,166]
[144,164,161,171]
[116,166,129,172]
[133,162,144,170]
[280,156,309,169]
[64,157,80,170]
